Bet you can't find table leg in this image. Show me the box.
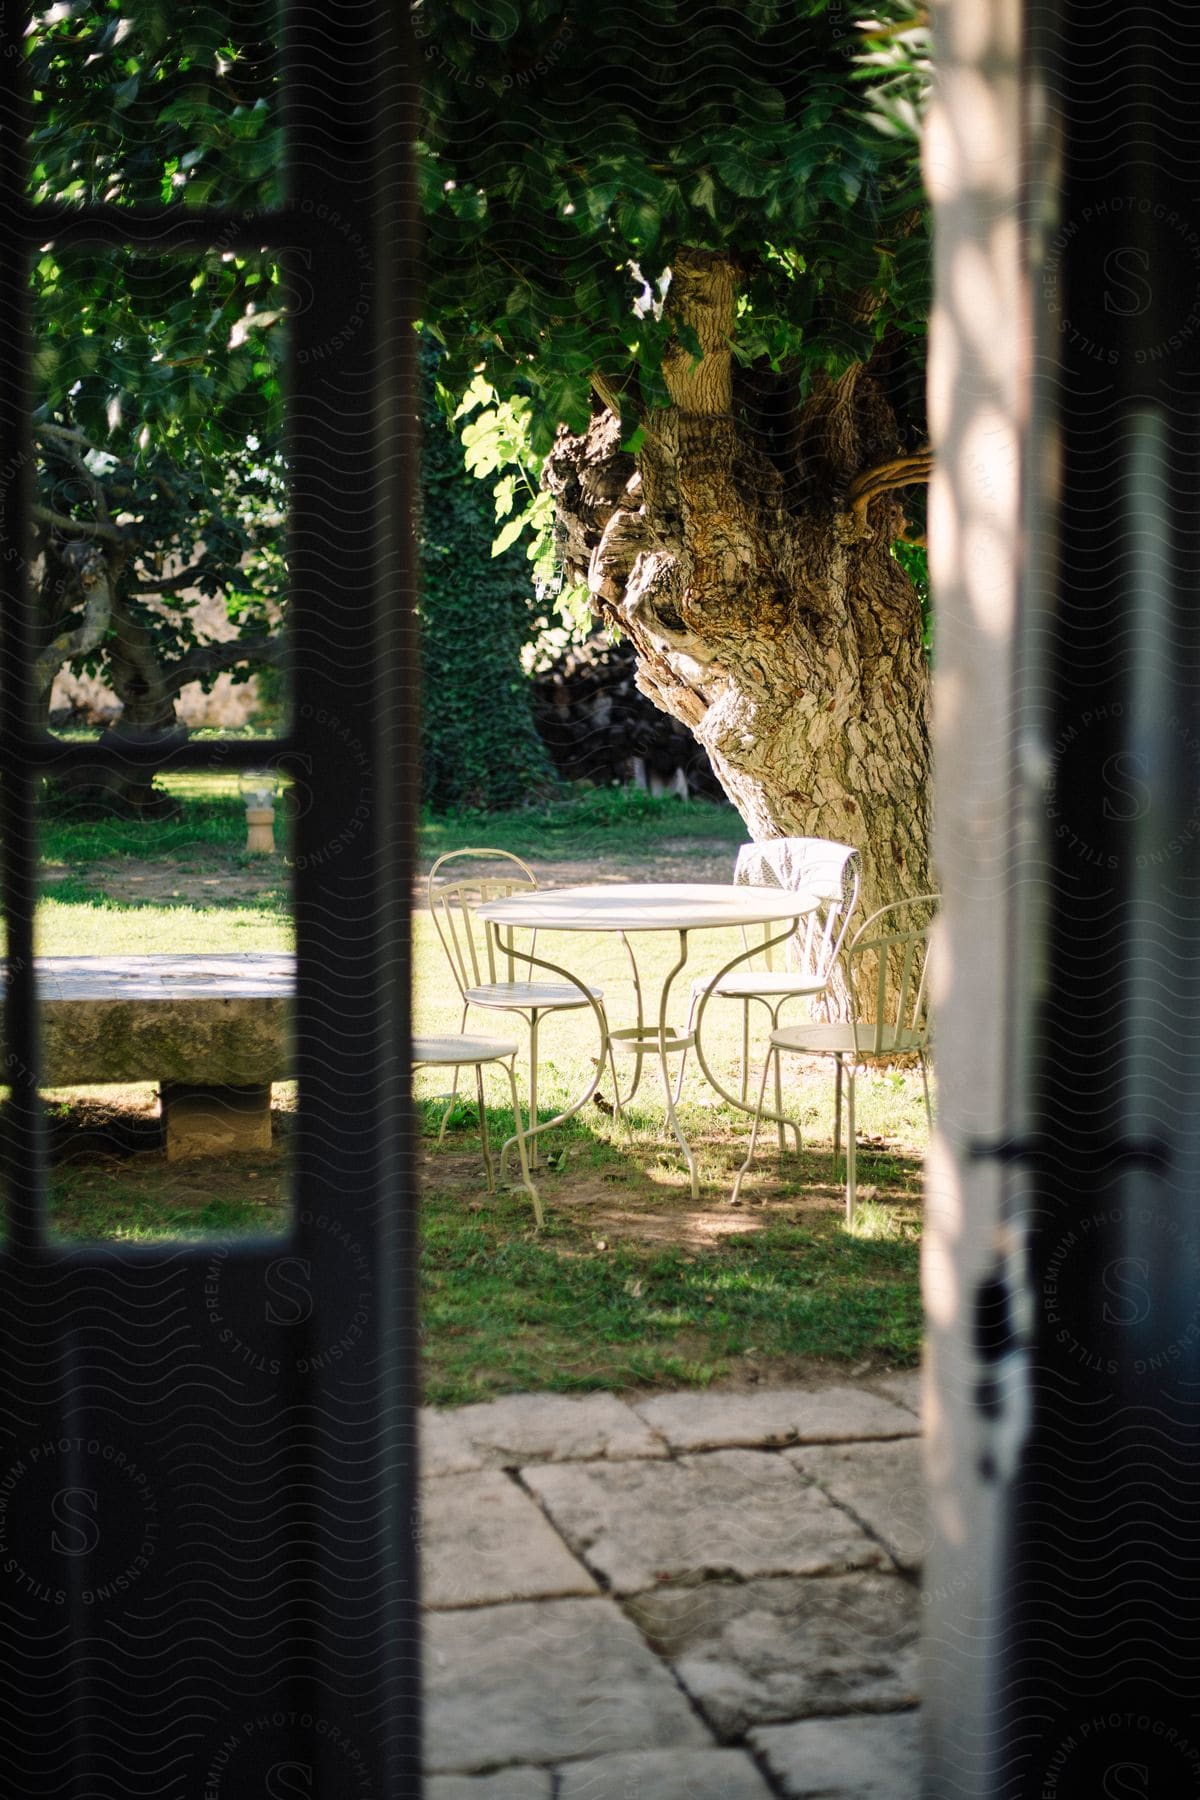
[488,925,609,1180]
[613,930,646,1109]
[691,921,805,1150]
[528,1007,540,1165]
[603,932,700,1194]
[657,930,699,1199]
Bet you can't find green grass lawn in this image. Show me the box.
[26,777,925,1403]
[420,784,747,864]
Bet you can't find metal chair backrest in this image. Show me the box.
[843,893,939,1056]
[426,848,539,998]
[733,837,862,979]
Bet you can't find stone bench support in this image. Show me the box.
[2,954,294,1162]
[160,1082,274,1161]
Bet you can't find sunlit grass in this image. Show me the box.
[420,1178,921,1406]
[36,899,292,955]
[28,779,926,1400]
[421,787,744,864]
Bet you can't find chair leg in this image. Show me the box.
[731,1049,776,1205]
[765,1002,803,1157]
[672,990,700,1105]
[503,1060,543,1228]
[500,1008,532,1188]
[833,1056,844,1179]
[773,1028,787,1159]
[528,1009,540,1164]
[845,1066,857,1226]
[437,1003,470,1143]
[740,1000,751,1106]
[606,1029,626,1129]
[920,1051,933,1133]
[475,1064,495,1194]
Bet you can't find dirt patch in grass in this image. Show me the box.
[541,1185,850,1246]
[415,840,737,899]
[426,1142,922,1252]
[622,1335,899,1394]
[43,855,284,907]
[46,842,735,913]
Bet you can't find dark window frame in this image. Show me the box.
[0,5,419,1790]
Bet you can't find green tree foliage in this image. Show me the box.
[27,0,280,211]
[419,0,930,454]
[418,343,554,812]
[418,1,935,919]
[24,2,286,750]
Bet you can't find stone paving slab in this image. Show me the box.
[445,1392,667,1467]
[786,1438,927,1572]
[421,1471,600,1608]
[631,1385,918,1453]
[422,1409,486,1478]
[750,1711,921,1799]
[627,1571,921,1740]
[524,1451,886,1595]
[424,1597,710,1773]
[868,1369,922,1417]
[428,1774,552,1800]
[556,1748,775,1798]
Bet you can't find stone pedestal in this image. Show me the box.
[161,1082,273,1161]
[245,806,276,853]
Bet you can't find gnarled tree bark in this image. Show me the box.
[545,248,932,926]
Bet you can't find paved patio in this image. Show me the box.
[421,1375,924,1797]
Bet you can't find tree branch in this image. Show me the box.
[591,370,624,418]
[162,632,283,696]
[130,561,224,597]
[34,424,114,526]
[34,548,115,701]
[32,502,124,544]
[34,422,101,454]
[662,248,735,416]
[846,449,933,522]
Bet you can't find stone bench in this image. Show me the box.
[12,953,294,1161]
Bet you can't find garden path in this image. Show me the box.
[421,1372,923,1797]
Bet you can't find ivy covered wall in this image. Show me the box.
[418,342,554,812]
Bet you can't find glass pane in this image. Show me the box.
[26,0,282,213]
[30,246,288,748]
[37,768,295,1246]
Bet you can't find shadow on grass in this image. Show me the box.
[417,1092,923,1407]
[12,1085,922,1405]
[0,1095,292,1245]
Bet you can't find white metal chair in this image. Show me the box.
[676,838,861,1147]
[412,1033,542,1225]
[426,848,610,1159]
[731,893,937,1222]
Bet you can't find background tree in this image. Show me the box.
[420,0,932,915]
[418,340,553,811]
[26,0,285,810]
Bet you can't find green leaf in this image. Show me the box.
[491,514,528,556]
[713,147,769,199]
[494,473,517,519]
[689,169,719,220]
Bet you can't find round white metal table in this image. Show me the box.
[476,883,819,1197]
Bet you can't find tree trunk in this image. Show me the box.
[96,597,186,817]
[545,248,932,928]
